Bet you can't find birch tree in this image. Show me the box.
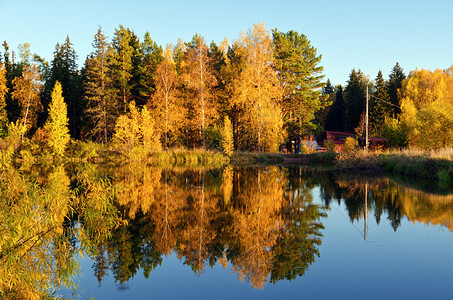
[11,63,42,140]
[150,45,182,149]
[182,35,218,149]
[237,23,282,152]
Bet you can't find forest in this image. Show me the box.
[1,22,453,160]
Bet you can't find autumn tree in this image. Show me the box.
[83,27,116,143]
[237,23,282,152]
[11,62,42,140]
[150,44,182,149]
[0,62,8,135]
[219,41,247,149]
[44,37,81,138]
[221,115,234,156]
[273,29,327,138]
[399,67,453,148]
[113,101,161,156]
[44,81,70,156]
[181,34,218,149]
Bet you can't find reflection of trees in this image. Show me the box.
[83,166,326,289]
[271,167,326,283]
[114,165,162,219]
[150,170,182,256]
[321,173,453,232]
[4,162,453,295]
[228,168,284,288]
[177,172,219,274]
[0,165,76,299]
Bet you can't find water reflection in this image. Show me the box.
[317,172,453,232]
[0,164,452,297]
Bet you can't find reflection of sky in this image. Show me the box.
[60,186,453,300]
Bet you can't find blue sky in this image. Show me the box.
[1,0,452,85]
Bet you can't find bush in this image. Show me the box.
[324,139,336,152]
[342,137,358,153]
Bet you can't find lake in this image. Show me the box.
[1,164,452,299]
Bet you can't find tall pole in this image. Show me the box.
[365,86,369,151]
[364,182,368,241]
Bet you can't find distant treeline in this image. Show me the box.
[321,64,453,149]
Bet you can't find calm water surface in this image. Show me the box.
[1,164,452,299]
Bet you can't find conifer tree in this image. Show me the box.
[83,27,116,143]
[316,79,335,130]
[387,62,405,116]
[45,81,70,156]
[324,85,345,132]
[344,69,365,131]
[111,25,139,112]
[136,32,163,107]
[273,29,327,138]
[322,79,334,95]
[45,36,81,138]
[370,70,390,133]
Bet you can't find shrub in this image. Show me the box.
[324,139,336,152]
[342,137,358,153]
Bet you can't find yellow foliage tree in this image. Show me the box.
[0,62,8,134]
[221,115,234,156]
[150,45,183,149]
[236,23,283,152]
[11,64,42,140]
[44,81,70,156]
[181,35,218,149]
[113,101,161,157]
[399,67,453,149]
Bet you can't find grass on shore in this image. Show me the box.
[334,148,453,181]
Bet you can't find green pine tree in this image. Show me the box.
[83,27,116,143]
[135,32,163,107]
[111,25,140,113]
[324,85,345,131]
[370,70,390,133]
[344,69,365,131]
[273,29,327,138]
[387,62,405,116]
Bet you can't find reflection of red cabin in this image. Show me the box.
[325,131,356,152]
